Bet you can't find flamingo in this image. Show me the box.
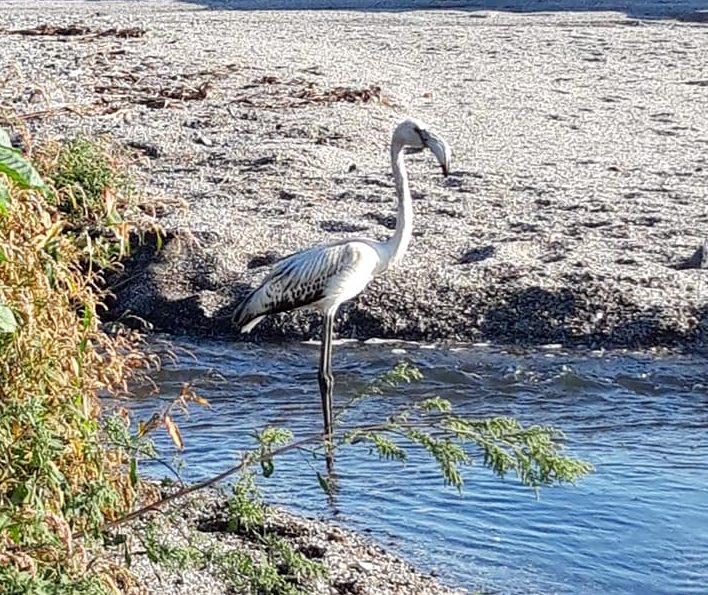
[233,118,451,437]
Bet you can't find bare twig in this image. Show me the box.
[100,431,326,532]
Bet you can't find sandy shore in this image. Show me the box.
[1,0,706,347]
[101,486,464,595]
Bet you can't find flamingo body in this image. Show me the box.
[235,239,380,333]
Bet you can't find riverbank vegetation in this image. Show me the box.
[0,127,155,593]
[0,126,592,594]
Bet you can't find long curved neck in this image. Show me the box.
[379,138,413,271]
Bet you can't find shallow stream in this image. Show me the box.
[125,339,708,594]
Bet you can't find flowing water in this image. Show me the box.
[124,338,708,594]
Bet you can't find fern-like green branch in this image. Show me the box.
[343,366,593,492]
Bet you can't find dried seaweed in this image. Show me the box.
[9,24,92,36]
[8,24,146,39]
[99,27,146,39]
[94,81,212,109]
[2,105,96,122]
[293,83,386,105]
[231,77,394,110]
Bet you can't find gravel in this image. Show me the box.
[105,487,465,595]
[1,0,707,348]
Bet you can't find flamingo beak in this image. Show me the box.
[423,132,451,177]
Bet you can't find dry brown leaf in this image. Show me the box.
[178,382,210,408]
[163,414,184,450]
[191,394,211,408]
[116,406,131,428]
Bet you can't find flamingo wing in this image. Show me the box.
[233,241,378,332]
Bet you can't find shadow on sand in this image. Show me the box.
[175,0,708,22]
[104,233,707,351]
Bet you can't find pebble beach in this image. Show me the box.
[2,0,707,348]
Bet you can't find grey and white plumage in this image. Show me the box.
[233,117,452,437]
[234,239,380,333]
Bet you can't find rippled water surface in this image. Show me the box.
[124,339,708,594]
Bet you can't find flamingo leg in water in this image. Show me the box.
[318,313,335,438]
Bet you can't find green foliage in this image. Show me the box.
[227,473,266,537]
[335,361,423,424]
[0,564,109,595]
[141,521,206,573]
[0,134,151,592]
[103,412,163,492]
[211,536,324,595]
[0,144,46,190]
[141,527,321,595]
[215,548,302,595]
[256,427,294,449]
[417,396,452,413]
[219,469,325,593]
[254,427,293,478]
[440,416,593,488]
[49,137,123,217]
[263,535,325,586]
[0,181,10,214]
[0,126,44,217]
[31,135,161,270]
[366,434,407,462]
[344,368,594,492]
[370,361,424,388]
[139,485,325,595]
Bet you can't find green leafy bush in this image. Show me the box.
[0,130,150,593]
[46,136,123,217]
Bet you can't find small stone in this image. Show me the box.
[327,528,346,543]
[351,560,375,573]
[194,133,213,147]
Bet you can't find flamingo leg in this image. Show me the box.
[318,312,335,438]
